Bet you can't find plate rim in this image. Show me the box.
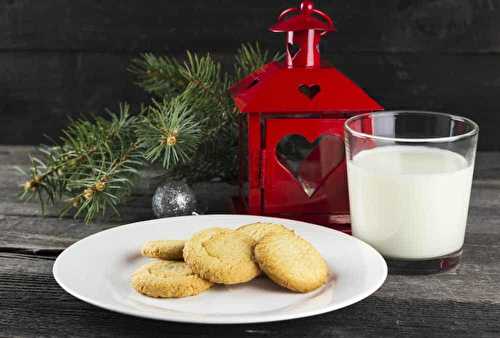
[53,214,388,324]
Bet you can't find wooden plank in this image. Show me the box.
[0,253,499,337]
[2,147,499,178]
[0,216,119,253]
[0,152,162,221]
[0,148,497,246]
[2,177,495,217]
[0,146,237,220]
[329,53,500,151]
[0,182,496,231]
[0,0,499,53]
[325,0,500,54]
[2,52,500,149]
[0,52,146,145]
[0,149,497,251]
[0,53,74,144]
[0,147,496,219]
[0,231,490,306]
[0,0,286,53]
[0,145,37,165]
[0,159,238,251]
[474,153,500,183]
[1,2,500,148]
[0,198,498,252]
[381,233,500,304]
[0,167,237,220]
[0,150,498,336]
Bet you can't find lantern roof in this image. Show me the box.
[230,61,383,113]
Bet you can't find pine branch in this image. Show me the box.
[131,51,239,180]
[131,51,234,113]
[130,43,281,181]
[129,53,185,98]
[234,42,283,81]
[18,41,284,223]
[180,52,234,114]
[17,103,145,223]
[65,141,143,223]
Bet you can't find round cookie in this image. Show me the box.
[254,232,328,293]
[236,222,292,242]
[131,260,212,298]
[183,227,260,284]
[141,240,185,260]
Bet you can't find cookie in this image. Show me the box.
[131,260,213,298]
[183,227,260,284]
[141,240,185,260]
[254,232,328,293]
[236,222,292,242]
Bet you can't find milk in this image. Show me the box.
[347,146,474,259]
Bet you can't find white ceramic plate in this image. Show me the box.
[53,215,387,324]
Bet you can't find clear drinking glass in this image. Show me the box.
[344,111,479,274]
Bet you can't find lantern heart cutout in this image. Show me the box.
[276,134,345,198]
[298,84,321,99]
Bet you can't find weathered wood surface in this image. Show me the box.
[0,146,499,337]
[1,252,499,338]
[2,52,500,150]
[0,0,498,53]
[1,0,500,150]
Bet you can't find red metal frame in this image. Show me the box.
[230,1,383,231]
[246,113,262,214]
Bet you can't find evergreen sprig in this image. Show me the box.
[18,42,280,223]
[136,96,203,169]
[129,53,185,98]
[17,104,145,223]
[234,42,282,80]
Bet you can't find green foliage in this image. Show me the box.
[132,48,243,181]
[18,42,280,223]
[136,96,203,169]
[234,42,283,80]
[129,53,184,98]
[17,104,144,223]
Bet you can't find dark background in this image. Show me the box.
[0,0,498,150]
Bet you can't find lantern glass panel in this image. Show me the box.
[262,115,350,227]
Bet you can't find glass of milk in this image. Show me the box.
[345,111,478,274]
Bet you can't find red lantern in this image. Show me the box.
[230,0,383,232]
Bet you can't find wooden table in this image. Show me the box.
[1,146,499,337]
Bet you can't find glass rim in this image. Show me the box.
[344,110,479,143]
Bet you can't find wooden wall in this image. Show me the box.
[1,0,499,150]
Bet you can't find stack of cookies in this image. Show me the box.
[132,222,329,298]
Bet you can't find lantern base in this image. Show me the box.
[231,196,352,234]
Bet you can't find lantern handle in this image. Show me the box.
[277,7,299,22]
[312,8,334,36]
[276,1,334,36]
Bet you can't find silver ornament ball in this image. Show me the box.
[152,181,197,218]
